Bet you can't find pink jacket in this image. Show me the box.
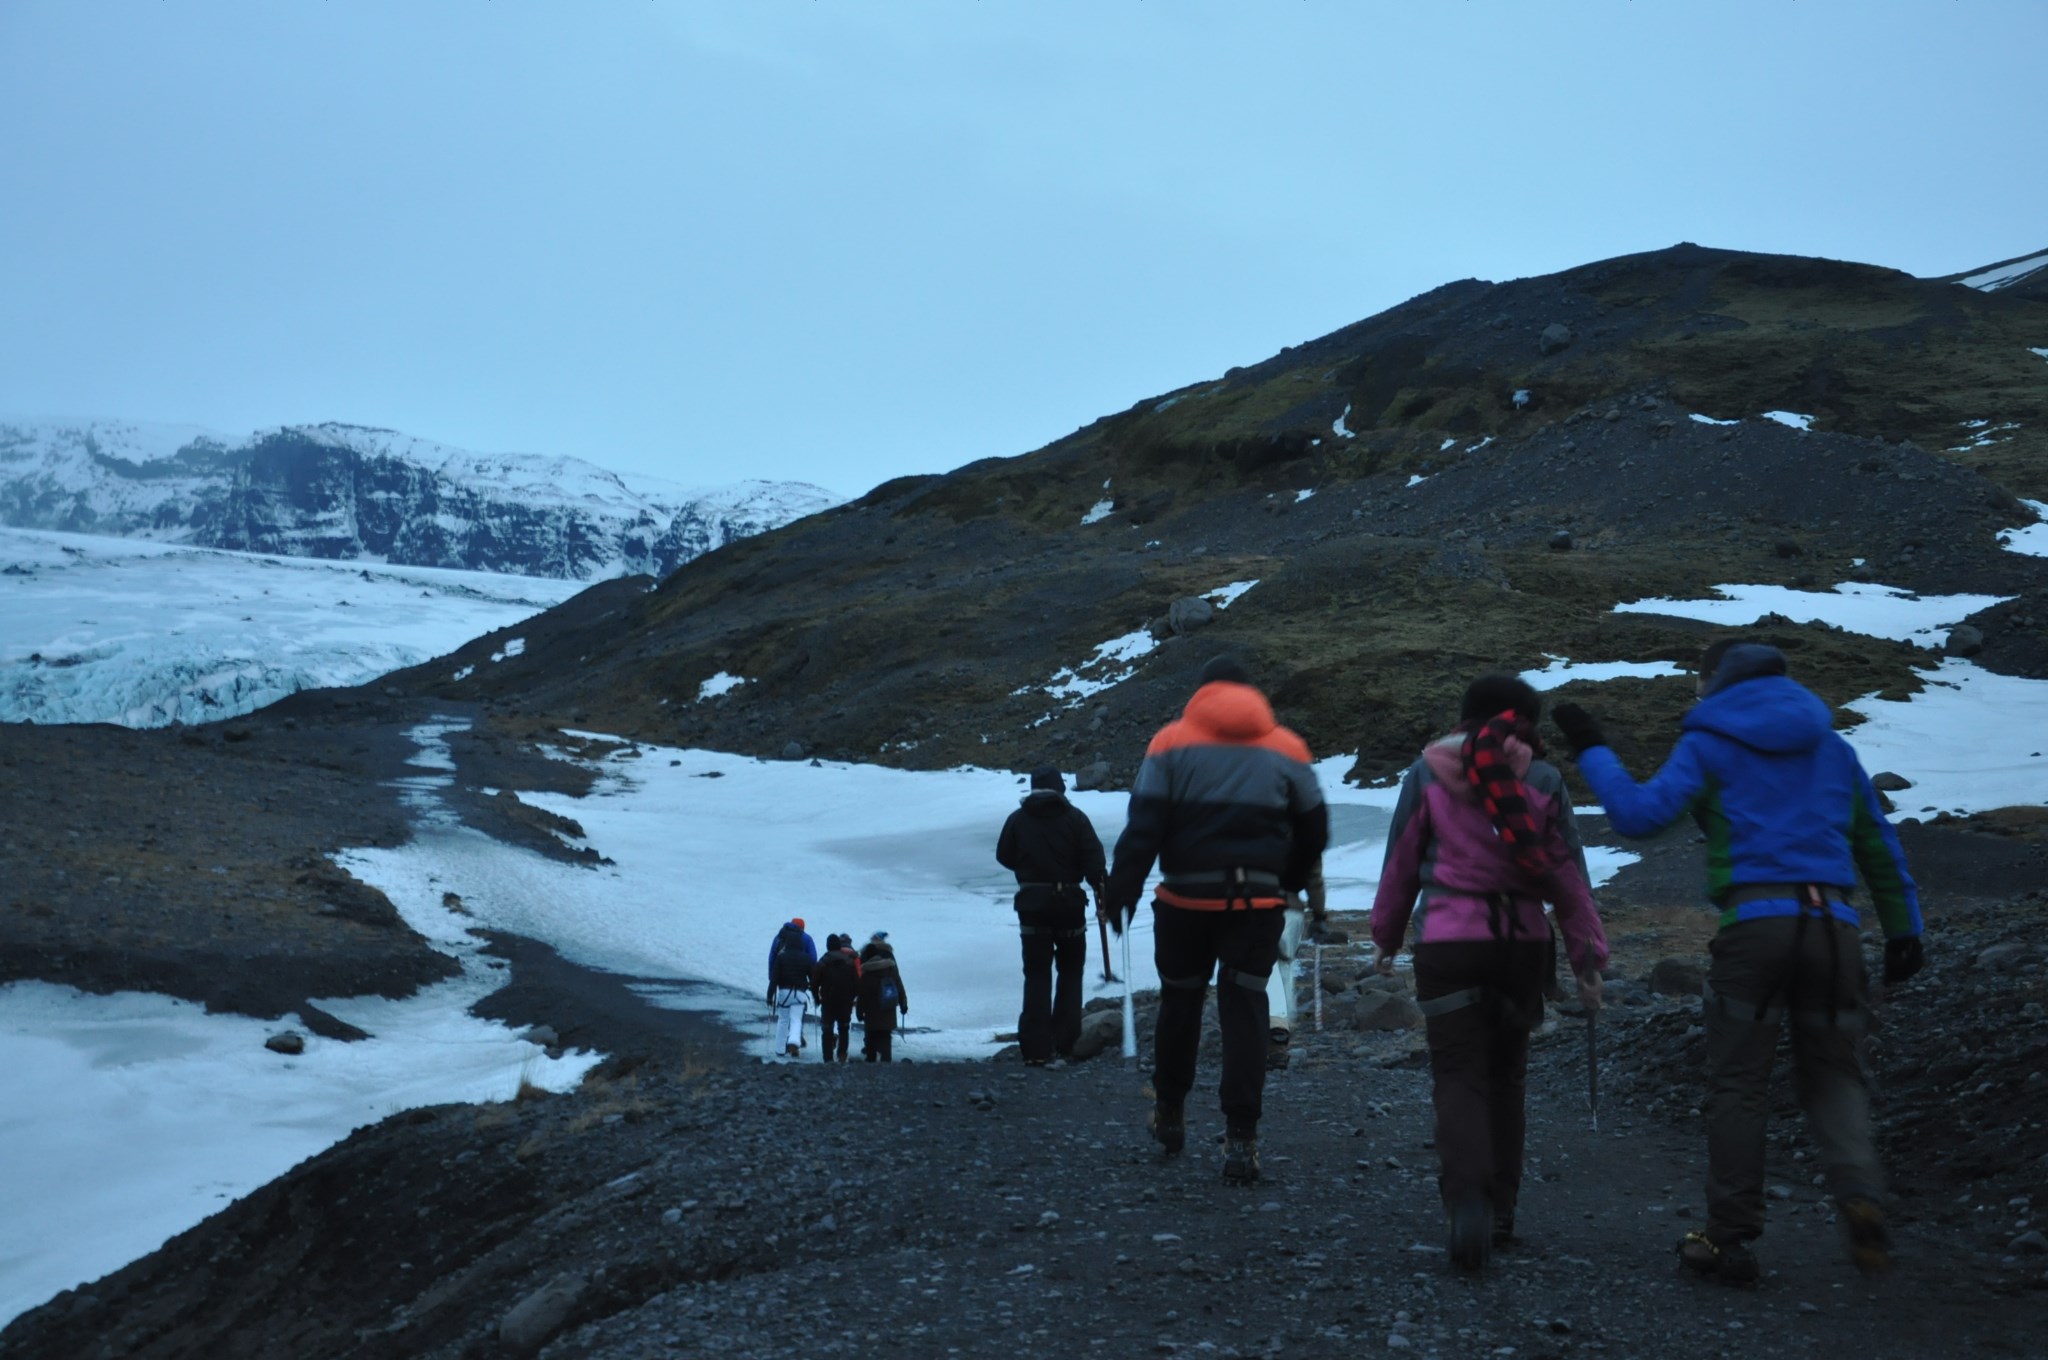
[1370,736,1609,976]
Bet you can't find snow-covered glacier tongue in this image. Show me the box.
[0,417,841,581]
[0,528,585,726]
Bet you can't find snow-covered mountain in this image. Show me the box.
[0,418,841,580]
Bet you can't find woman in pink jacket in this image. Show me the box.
[1371,674,1609,1271]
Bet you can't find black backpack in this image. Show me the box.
[771,928,812,988]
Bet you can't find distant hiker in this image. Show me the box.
[1265,858,1327,1066]
[1371,674,1609,1271]
[857,932,909,1062]
[1555,640,1924,1283]
[996,766,1109,1066]
[811,933,863,1063]
[1105,654,1329,1184]
[767,917,817,1059]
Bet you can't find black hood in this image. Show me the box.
[1020,788,1071,818]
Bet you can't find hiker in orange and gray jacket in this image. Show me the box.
[1105,655,1328,1185]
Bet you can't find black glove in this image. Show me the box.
[1551,703,1607,757]
[1105,900,1136,936]
[1306,913,1327,943]
[1883,935,1924,985]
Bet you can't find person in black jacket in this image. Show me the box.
[857,933,909,1062]
[1106,655,1329,1184]
[811,934,863,1063]
[996,767,1109,1066]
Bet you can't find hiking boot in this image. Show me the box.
[1839,1196,1891,1274]
[1447,1197,1492,1271]
[1221,1132,1261,1185]
[1148,1102,1185,1157]
[784,1044,800,1058]
[1491,1213,1518,1250]
[1678,1231,1759,1284]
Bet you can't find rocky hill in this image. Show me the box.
[0,419,839,580]
[402,242,2048,787]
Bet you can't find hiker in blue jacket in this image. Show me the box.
[1553,640,1924,1283]
[766,918,817,1059]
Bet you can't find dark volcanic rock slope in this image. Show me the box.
[406,243,2048,786]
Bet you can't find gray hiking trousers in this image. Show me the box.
[1703,915,1884,1243]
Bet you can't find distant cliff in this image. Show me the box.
[0,419,840,579]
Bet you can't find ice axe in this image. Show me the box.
[1098,916,1120,985]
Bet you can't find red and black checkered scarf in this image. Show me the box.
[1460,708,1563,880]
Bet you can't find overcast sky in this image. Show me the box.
[2,2,2042,499]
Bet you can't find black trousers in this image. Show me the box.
[819,1004,853,1062]
[1018,918,1087,1063]
[1151,904,1285,1136]
[862,1016,896,1062]
[1413,940,1551,1221]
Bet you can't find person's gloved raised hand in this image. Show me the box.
[1883,935,1924,985]
[1105,899,1137,936]
[1551,703,1608,757]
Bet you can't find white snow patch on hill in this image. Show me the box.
[1957,252,2048,291]
[1520,655,1688,690]
[1761,410,1814,431]
[1999,499,2048,557]
[697,670,748,701]
[1615,581,2007,644]
[0,527,581,725]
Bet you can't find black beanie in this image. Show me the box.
[1199,654,1252,686]
[1030,766,1064,792]
[1459,672,1540,725]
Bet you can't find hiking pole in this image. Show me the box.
[1586,1010,1600,1133]
[1120,916,1137,1063]
[1312,936,1323,1032]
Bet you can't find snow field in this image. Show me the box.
[1998,499,2048,557]
[0,527,582,726]
[1614,580,2008,644]
[1520,655,1688,690]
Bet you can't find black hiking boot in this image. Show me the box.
[1148,1102,1185,1157]
[1447,1197,1492,1272]
[1221,1132,1260,1185]
[1839,1196,1891,1274]
[1678,1231,1760,1284]
[1491,1213,1518,1250]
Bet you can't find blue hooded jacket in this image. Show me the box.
[1576,648,1921,937]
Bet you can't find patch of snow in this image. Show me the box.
[1154,395,1182,413]
[1999,499,2048,558]
[1761,411,1814,431]
[1406,474,1428,487]
[1690,413,1741,426]
[1332,404,1355,439]
[697,670,748,701]
[1465,436,1495,453]
[1845,660,2048,813]
[1519,655,1688,691]
[1204,580,1259,609]
[0,976,597,1327]
[1080,499,1116,526]
[1615,581,2009,644]
[1947,420,2021,452]
[1039,628,1158,702]
[1956,252,2048,292]
[493,637,525,661]
[1439,438,1457,451]
[1295,489,1315,503]
[2030,347,2048,363]
[451,664,474,681]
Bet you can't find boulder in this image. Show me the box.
[1070,1008,1124,1061]
[524,1025,560,1048]
[1974,942,2030,972]
[1548,530,1574,552]
[263,1032,305,1056]
[1538,323,1574,356]
[1647,957,1706,997]
[780,740,808,761]
[1074,760,1113,792]
[499,1272,588,1357]
[1870,772,1913,791]
[1944,624,1985,657]
[1166,596,1216,636]
[1351,990,1422,1031]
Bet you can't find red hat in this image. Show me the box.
[792,917,805,929]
